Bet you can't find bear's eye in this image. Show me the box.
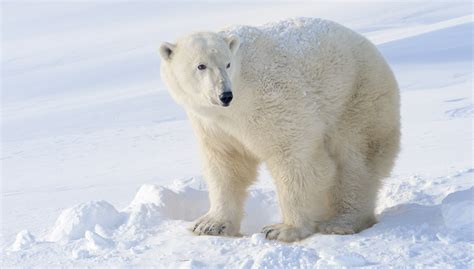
[197,64,207,70]
[226,63,231,69]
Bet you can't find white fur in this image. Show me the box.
[159,18,400,242]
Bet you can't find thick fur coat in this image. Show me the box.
[159,18,400,242]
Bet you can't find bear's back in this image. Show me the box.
[220,18,353,58]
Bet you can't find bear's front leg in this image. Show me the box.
[264,145,336,242]
[191,124,258,237]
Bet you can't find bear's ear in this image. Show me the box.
[159,42,176,61]
[226,35,240,55]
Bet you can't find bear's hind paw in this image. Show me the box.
[317,222,356,235]
[317,215,375,235]
[262,223,313,242]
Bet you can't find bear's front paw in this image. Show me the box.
[262,223,313,242]
[191,214,239,236]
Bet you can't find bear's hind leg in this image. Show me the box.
[317,152,379,235]
[264,144,337,242]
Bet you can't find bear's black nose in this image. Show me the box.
[219,92,233,106]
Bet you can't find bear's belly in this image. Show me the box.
[219,112,321,162]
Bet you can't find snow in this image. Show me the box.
[441,187,474,233]
[9,230,36,252]
[47,200,124,242]
[1,1,473,267]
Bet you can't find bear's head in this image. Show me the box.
[159,32,240,112]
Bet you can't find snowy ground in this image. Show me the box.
[1,1,473,267]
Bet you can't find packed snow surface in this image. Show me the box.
[1,1,473,268]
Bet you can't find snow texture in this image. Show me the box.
[1,1,473,268]
[47,200,125,242]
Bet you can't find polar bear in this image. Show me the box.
[159,18,400,242]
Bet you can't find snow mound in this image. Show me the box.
[84,230,115,250]
[124,179,279,234]
[27,179,278,261]
[123,203,164,231]
[47,200,124,242]
[126,183,209,221]
[42,181,212,247]
[441,187,474,233]
[33,178,280,260]
[10,230,36,251]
